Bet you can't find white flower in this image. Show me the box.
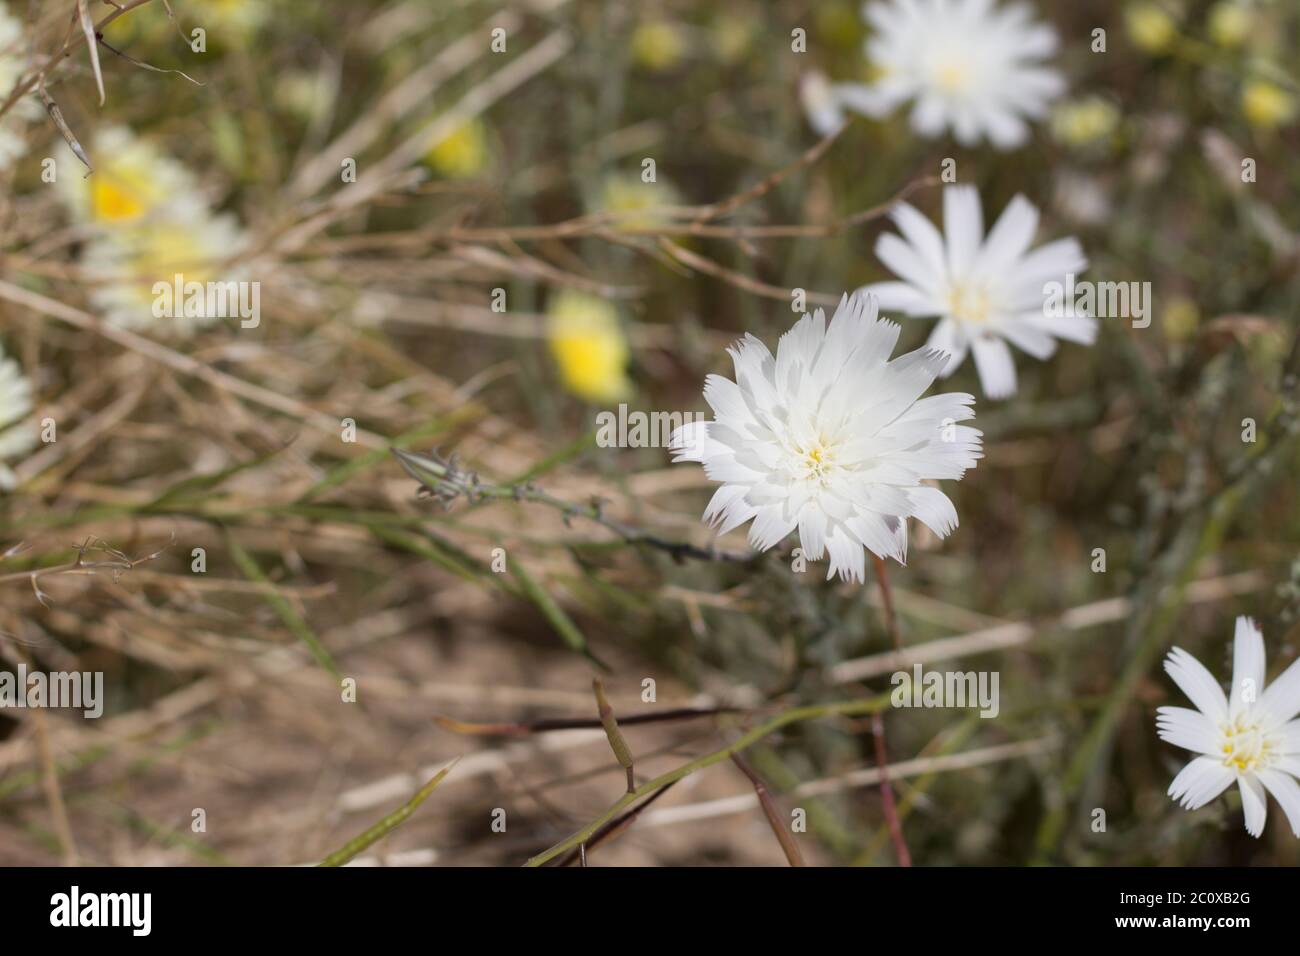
[0,3,40,171]
[799,70,847,137]
[857,185,1093,400]
[669,292,982,582]
[0,343,34,490]
[831,0,1065,149]
[83,198,249,335]
[58,125,199,227]
[1158,617,1300,838]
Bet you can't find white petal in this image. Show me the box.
[824,525,867,581]
[1277,719,1300,754]
[1156,706,1223,756]
[943,185,983,277]
[1260,654,1300,728]
[1257,769,1300,837]
[876,229,943,296]
[970,336,1018,399]
[747,503,797,552]
[976,194,1039,275]
[1168,756,1234,810]
[1230,616,1266,719]
[924,318,969,375]
[1238,774,1268,838]
[797,504,828,561]
[1164,646,1229,724]
[891,203,948,285]
[904,486,959,537]
[858,281,938,316]
[997,320,1058,361]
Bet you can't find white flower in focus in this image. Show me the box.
[669,292,982,582]
[834,0,1065,149]
[1157,617,1300,839]
[0,344,34,490]
[858,185,1093,400]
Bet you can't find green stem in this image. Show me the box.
[523,693,891,867]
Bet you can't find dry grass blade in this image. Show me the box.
[731,753,804,866]
[36,79,92,172]
[76,0,105,105]
[433,705,740,736]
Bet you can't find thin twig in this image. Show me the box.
[393,447,758,564]
[868,555,910,866]
[731,752,805,866]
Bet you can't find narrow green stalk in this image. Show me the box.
[317,760,458,867]
[523,693,891,867]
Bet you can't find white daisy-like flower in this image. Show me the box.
[0,343,35,490]
[828,0,1065,149]
[58,125,199,227]
[669,292,982,583]
[83,198,249,335]
[857,185,1093,400]
[1158,617,1300,839]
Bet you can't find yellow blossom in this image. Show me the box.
[1050,98,1120,148]
[598,174,678,231]
[1161,296,1199,342]
[1125,3,1177,54]
[1242,80,1296,130]
[426,120,489,179]
[631,20,686,72]
[546,291,633,402]
[1207,2,1250,48]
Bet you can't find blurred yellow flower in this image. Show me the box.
[711,15,753,64]
[203,0,269,34]
[1242,79,1296,130]
[1207,2,1250,48]
[1161,296,1199,342]
[546,291,632,403]
[426,120,489,179]
[631,20,686,72]
[598,173,678,231]
[1050,98,1120,148]
[1125,3,1177,54]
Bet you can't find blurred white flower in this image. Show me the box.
[858,185,1093,400]
[83,198,248,335]
[0,344,34,490]
[799,70,847,137]
[831,0,1065,149]
[669,292,982,582]
[59,125,200,227]
[0,2,39,171]
[1158,617,1300,839]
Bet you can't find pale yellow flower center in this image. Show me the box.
[935,62,969,94]
[800,441,837,482]
[947,283,993,325]
[1221,718,1272,773]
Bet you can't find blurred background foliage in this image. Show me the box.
[0,0,1298,866]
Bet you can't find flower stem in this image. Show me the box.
[869,554,911,866]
